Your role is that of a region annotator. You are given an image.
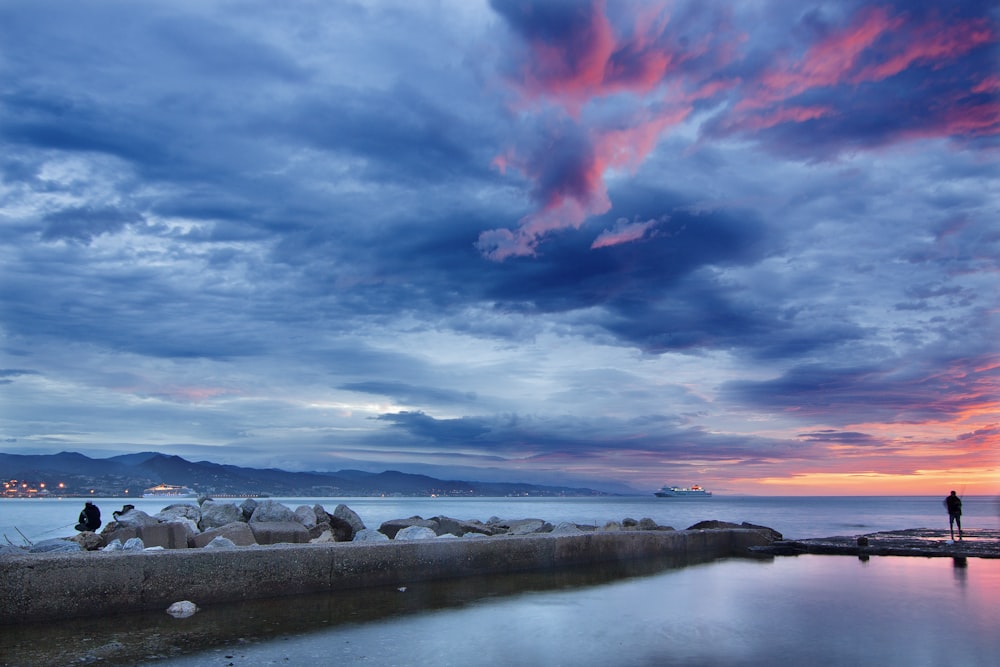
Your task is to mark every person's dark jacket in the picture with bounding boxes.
[945,494,962,516]
[79,503,102,531]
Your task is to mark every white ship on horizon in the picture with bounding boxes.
[142,483,196,498]
[654,484,712,498]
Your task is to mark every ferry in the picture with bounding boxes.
[655,484,712,498]
[142,483,196,498]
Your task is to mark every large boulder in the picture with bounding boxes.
[378,516,439,539]
[104,522,190,549]
[249,500,295,523]
[550,522,585,535]
[68,531,105,551]
[199,502,244,530]
[353,528,390,542]
[29,539,82,553]
[332,504,366,533]
[394,525,438,541]
[500,519,552,535]
[431,516,492,537]
[293,505,317,529]
[156,504,201,523]
[192,522,256,548]
[110,509,159,529]
[248,521,309,545]
[239,498,258,521]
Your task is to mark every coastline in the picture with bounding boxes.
[1,528,772,625]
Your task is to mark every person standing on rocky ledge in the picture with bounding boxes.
[75,500,101,532]
[945,490,963,541]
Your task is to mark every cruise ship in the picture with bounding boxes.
[654,484,712,497]
[142,483,196,498]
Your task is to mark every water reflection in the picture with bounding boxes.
[4,554,998,667]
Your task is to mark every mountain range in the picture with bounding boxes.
[0,451,611,498]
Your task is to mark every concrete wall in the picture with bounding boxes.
[0,529,771,624]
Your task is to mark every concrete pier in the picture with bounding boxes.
[1,528,771,624]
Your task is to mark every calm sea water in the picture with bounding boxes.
[3,496,999,666]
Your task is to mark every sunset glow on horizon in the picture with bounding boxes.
[0,0,997,495]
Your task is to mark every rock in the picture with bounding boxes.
[199,502,244,530]
[857,536,869,546]
[122,537,145,552]
[436,533,458,539]
[379,516,439,539]
[166,601,199,618]
[248,521,309,545]
[431,515,492,537]
[598,521,622,532]
[250,500,295,523]
[740,522,783,541]
[494,519,551,535]
[103,522,190,550]
[638,518,660,531]
[110,509,159,529]
[687,520,742,531]
[0,544,26,555]
[394,525,438,541]
[551,522,585,535]
[192,522,256,548]
[293,505,317,529]
[353,528,390,542]
[68,532,105,551]
[333,504,366,534]
[462,532,489,538]
[155,504,201,524]
[623,517,639,528]
[204,536,238,549]
[102,540,123,552]
[309,530,335,543]
[28,539,82,553]
[239,498,258,521]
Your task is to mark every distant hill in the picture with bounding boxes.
[0,451,610,498]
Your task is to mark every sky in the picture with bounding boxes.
[1,0,997,496]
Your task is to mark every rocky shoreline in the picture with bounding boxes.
[0,497,781,554]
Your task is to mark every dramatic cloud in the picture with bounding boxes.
[0,0,996,494]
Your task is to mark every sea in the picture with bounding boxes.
[2,495,999,666]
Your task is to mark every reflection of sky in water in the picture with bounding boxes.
[147,555,999,667]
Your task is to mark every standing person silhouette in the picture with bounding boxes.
[945,490,962,541]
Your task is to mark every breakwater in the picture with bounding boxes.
[1,528,771,624]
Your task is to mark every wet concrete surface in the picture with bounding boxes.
[753,528,1000,558]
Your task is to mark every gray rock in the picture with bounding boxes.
[431,515,492,537]
[623,517,639,528]
[740,522,783,541]
[199,502,244,530]
[333,504,366,533]
[293,505,317,529]
[250,500,295,523]
[122,537,145,552]
[551,522,585,535]
[166,601,199,618]
[111,509,159,528]
[192,522,256,548]
[102,540,123,552]
[353,528,390,542]
[204,536,238,549]
[394,525,438,541]
[248,520,309,545]
[0,544,26,555]
[505,519,551,535]
[598,521,622,532]
[379,516,439,539]
[68,531,105,551]
[155,504,201,523]
[309,529,335,543]
[29,539,82,553]
[638,518,660,531]
[239,498,258,521]
[462,532,489,539]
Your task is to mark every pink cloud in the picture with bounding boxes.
[591,217,659,249]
